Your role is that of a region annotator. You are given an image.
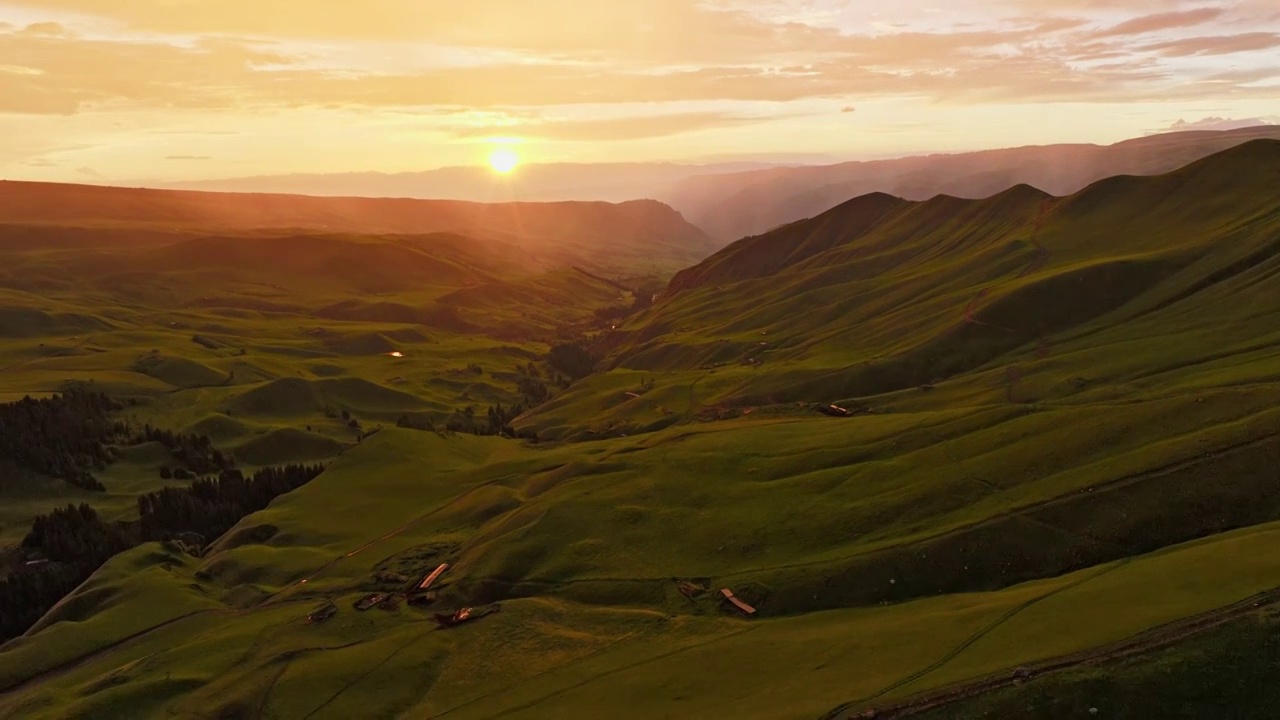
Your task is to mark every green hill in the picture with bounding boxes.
[1,141,1279,718]
[233,428,347,466]
[595,139,1280,406]
[0,306,111,338]
[227,377,429,419]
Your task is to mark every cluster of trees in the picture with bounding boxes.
[399,400,541,440]
[1,504,134,642]
[0,461,328,643]
[396,413,436,432]
[591,279,662,326]
[0,560,85,642]
[0,391,129,491]
[548,343,598,381]
[0,388,333,643]
[445,402,543,439]
[592,304,633,325]
[134,425,234,477]
[138,463,327,542]
[518,376,552,405]
[398,348,600,441]
[24,504,134,563]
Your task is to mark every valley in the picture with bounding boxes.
[0,140,1278,720]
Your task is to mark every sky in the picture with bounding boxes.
[2,0,1279,184]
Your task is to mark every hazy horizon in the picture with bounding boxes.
[3,1,1279,187]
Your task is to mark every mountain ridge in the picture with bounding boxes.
[599,139,1280,407]
[656,125,1280,240]
[0,181,716,274]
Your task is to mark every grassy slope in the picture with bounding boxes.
[0,216,626,554]
[4,430,1280,719]
[2,142,1279,718]
[533,139,1280,429]
[912,605,1280,720]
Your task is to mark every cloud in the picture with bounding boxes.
[1094,8,1224,37]
[20,22,68,37]
[448,111,774,141]
[165,155,212,160]
[842,106,856,113]
[0,31,290,114]
[148,130,242,136]
[12,0,850,65]
[0,65,45,76]
[75,166,102,177]
[0,1,1277,117]
[22,158,58,167]
[1159,116,1274,133]
[1140,32,1280,56]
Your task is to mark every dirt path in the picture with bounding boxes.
[821,585,1280,719]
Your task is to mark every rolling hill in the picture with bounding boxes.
[0,181,717,275]
[659,125,1280,241]
[596,138,1280,406]
[0,141,1278,719]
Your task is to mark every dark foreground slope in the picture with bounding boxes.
[0,143,1278,719]
[662,125,1280,240]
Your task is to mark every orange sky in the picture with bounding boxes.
[2,0,1279,183]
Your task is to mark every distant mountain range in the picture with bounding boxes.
[606,138,1280,405]
[157,162,780,205]
[653,125,1280,240]
[0,181,716,276]
[146,127,1280,246]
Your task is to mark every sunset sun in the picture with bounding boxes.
[488,147,519,174]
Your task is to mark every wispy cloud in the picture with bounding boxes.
[3,0,1280,180]
[19,22,67,36]
[1148,116,1276,134]
[448,111,779,141]
[1140,32,1280,57]
[1094,8,1224,38]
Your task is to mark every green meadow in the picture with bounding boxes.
[1,142,1279,718]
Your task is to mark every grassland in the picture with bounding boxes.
[1,143,1279,718]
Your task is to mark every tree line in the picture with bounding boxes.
[1,504,133,642]
[0,388,330,643]
[396,363,567,438]
[0,391,129,491]
[134,425,235,477]
[1,462,326,644]
[138,463,326,543]
[0,391,237,493]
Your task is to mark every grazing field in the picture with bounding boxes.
[1,143,1279,718]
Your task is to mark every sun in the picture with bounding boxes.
[488,147,519,174]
